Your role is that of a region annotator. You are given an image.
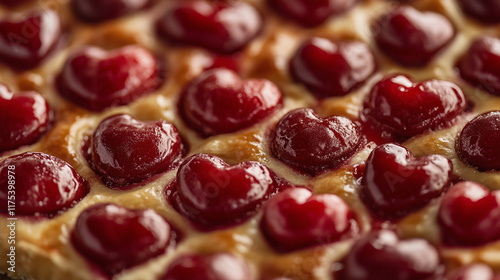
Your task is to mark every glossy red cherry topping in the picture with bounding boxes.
[72,204,171,275]
[0,10,61,70]
[267,0,357,27]
[445,264,495,280]
[361,144,452,219]
[161,253,251,280]
[261,188,355,252]
[457,0,500,24]
[179,69,282,137]
[458,36,500,96]
[57,45,162,112]
[73,0,151,22]
[363,74,466,138]
[156,0,262,54]
[172,153,275,229]
[90,114,184,187]
[290,37,376,98]
[0,85,52,153]
[271,108,362,176]
[439,181,500,246]
[457,111,500,171]
[337,230,441,280]
[374,6,454,67]
[203,54,240,73]
[0,152,88,216]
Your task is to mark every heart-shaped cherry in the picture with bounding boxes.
[0,152,88,216]
[458,36,500,96]
[73,0,151,22]
[160,253,251,280]
[271,108,362,176]
[457,111,500,171]
[0,10,61,70]
[445,264,495,280]
[457,0,500,24]
[267,0,357,27]
[261,188,355,252]
[57,45,162,112]
[72,204,171,275]
[0,85,52,152]
[90,114,184,187]
[171,153,275,230]
[363,74,466,138]
[361,143,452,220]
[290,37,376,98]
[438,181,500,246]
[179,68,282,137]
[374,6,454,67]
[337,230,441,280]
[156,0,262,54]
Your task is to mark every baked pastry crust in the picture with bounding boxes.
[1,0,500,279]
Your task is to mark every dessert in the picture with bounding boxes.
[57,45,163,112]
[88,114,185,187]
[161,253,251,280]
[261,188,357,252]
[335,230,443,280]
[289,38,376,97]
[171,153,277,229]
[0,152,88,216]
[179,68,282,136]
[0,86,52,152]
[0,10,61,70]
[271,108,362,175]
[362,75,467,138]
[374,6,455,67]
[360,143,452,219]
[71,204,173,276]
[1,0,500,279]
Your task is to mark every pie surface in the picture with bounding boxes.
[1,0,500,280]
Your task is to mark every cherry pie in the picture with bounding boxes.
[1,0,500,279]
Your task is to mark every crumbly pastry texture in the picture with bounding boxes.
[1,0,500,280]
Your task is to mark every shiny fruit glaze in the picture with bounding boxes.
[267,0,357,27]
[457,0,500,24]
[161,253,251,280]
[90,114,184,187]
[374,6,454,67]
[361,143,452,220]
[172,153,276,230]
[0,10,61,70]
[456,111,500,171]
[156,0,262,54]
[57,45,162,112]
[261,188,356,252]
[0,152,88,216]
[72,204,171,276]
[439,181,500,246]
[458,36,500,96]
[271,108,362,176]
[290,37,376,98]
[363,74,466,139]
[445,264,496,280]
[337,230,442,280]
[179,69,282,137]
[0,85,52,153]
